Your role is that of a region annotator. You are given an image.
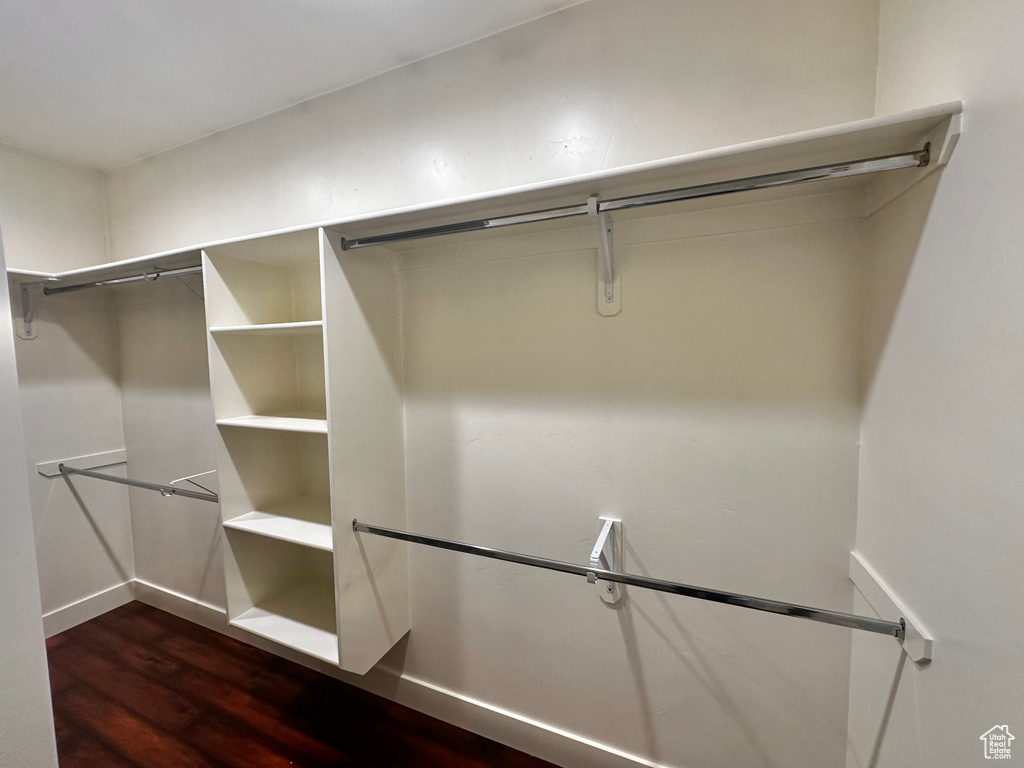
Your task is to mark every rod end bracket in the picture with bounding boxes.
[590,517,623,604]
[17,282,42,340]
[589,197,620,317]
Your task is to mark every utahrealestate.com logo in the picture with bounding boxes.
[980,726,1014,759]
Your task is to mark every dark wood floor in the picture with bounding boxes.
[47,601,557,767]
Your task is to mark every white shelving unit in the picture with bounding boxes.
[204,229,341,664]
[203,227,410,674]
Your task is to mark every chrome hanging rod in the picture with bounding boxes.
[352,519,904,639]
[340,146,929,250]
[42,265,203,296]
[59,463,219,503]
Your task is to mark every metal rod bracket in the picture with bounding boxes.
[42,264,204,296]
[588,517,622,604]
[17,282,42,340]
[59,463,219,503]
[849,551,933,662]
[589,196,620,317]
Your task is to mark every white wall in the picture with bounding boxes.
[396,200,866,767]
[104,0,878,262]
[115,277,222,608]
[0,142,108,272]
[0,209,58,766]
[1,144,134,631]
[12,289,136,627]
[847,2,1024,766]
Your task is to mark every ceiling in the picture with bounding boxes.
[0,0,584,170]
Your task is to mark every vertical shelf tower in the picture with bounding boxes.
[203,228,409,674]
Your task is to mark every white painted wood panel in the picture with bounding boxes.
[0,208,58,766]
[322,229,410,675]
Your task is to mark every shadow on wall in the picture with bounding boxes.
[862,173,941,401]
[847,173,942,767]
[60,472,132,584]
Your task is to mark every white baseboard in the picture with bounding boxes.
[42,581,135,637]
[131,579,669,768]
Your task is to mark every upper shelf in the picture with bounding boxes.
[7,101,961,284]
[333,101,961,247]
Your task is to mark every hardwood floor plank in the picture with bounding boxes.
[140,604,297,670]
[63,618,182,680]
[51,643,201,732]
[46,663,77,694]
[56,684,223,768]
[372,718,503,768]
[58,733,140,768]
[52,710,82,754]
[181,715,314,768]
[95,603,172,642]
[164,666,352,764]
[157,631,309,706]
[48,602,559,768]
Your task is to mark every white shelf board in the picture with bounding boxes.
[333,101,962,244]
[7,250,203,286]
[230,581,338,664]
[210,320,323,336]
[224,496,333,551]
[216,412,328,434]
[6,102,961,282]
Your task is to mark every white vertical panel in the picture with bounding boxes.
[0,212,58,766]
[849,1,1024,759]
[322,228,410,674]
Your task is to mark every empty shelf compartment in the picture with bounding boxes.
[225,532,337,664]
[231,581,338,664]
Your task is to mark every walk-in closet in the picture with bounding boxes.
[2,2,1022,767]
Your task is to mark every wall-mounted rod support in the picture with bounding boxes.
[42,265,204,296]
[353,519,905,639]
[589,517,622,603]
[60,463,219,503]
[340,147,929,250]
[169,469,218,496]
[19,282,39,340]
